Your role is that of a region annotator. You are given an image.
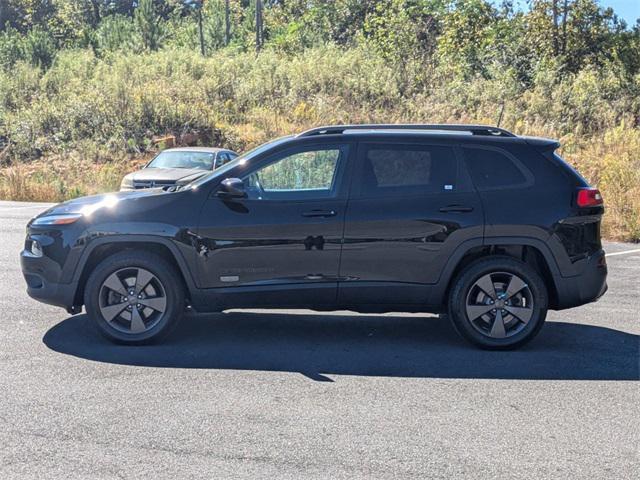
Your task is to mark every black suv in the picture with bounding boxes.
[21,125,607,349]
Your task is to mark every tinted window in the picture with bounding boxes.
[360,144,457,197]
[243,147,346,200]
[463,147,527,189]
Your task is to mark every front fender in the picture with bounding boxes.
[66,233,199,304]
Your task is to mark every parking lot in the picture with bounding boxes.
[0,200,638,479]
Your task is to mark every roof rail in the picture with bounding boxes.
[296,124,516,138]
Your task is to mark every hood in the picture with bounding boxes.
[127,168,209,183]
[36,188,169,219]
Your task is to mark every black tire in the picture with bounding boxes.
[84,250,185,345]
[447,256,548,350]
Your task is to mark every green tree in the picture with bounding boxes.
[48,0,98,47]
[96,14,138,53]
[612,22,640,78]
[0,27,27,68]
[437,0,497,77]
[563,0,623,71]
[204,0,227,51]
[265,0,379,49]
[364,0,446,92]
[135,0,164,51]
[0,0,56,32]
[25,25,56,68]
[523,0,629,73]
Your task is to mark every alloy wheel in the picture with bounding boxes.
[465,271,534,339]
[98,267,167,334]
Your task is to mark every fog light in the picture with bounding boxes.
[30,240,43,257]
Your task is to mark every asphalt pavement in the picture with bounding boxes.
[0,200,638,479]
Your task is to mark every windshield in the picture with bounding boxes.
[147,151,215,170]
[186,136,294,190]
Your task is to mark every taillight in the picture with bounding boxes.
[576,188,603,208]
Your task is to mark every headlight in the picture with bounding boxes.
[29,239,43,257]
[120,176,134,189]
[32,214,83,226]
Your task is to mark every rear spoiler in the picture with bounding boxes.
[522,136,561,151]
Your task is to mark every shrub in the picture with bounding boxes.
[0,27,26,69]
[24,27,57,69]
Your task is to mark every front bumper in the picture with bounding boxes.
[21,250,78,311]
[553,249,608,310]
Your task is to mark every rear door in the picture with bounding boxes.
[338,139,484,306]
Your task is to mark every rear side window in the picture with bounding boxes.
[463,147,530,189]
[360,144,457,197]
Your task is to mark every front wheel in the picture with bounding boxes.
[448,256,548,350]
[84,251,185,344]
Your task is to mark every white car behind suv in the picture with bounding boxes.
[120,147,238,191]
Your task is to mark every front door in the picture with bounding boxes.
[196,142,353,307]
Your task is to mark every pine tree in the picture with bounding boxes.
[135,0,163,51]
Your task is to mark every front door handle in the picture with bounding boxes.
[302,210,337,218]
[439,205,474,213]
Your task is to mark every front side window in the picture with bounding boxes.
[147,151,215,170]
[360,144,457,197]
[244,147,346,200]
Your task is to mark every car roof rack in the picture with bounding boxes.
[296,124,516,138]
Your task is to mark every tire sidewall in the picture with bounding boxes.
[448,257,548,350]
[84,252,184,344]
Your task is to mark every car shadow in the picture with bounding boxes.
[43,311,639,381]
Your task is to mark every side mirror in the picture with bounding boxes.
[217,178,246,199]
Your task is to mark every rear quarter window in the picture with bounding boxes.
[549,152,590,187]
[463,146,533,190]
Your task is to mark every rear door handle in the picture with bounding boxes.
[439,205,474,213]
[302,210,337,218]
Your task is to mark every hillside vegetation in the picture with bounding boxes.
[0,0,638,240]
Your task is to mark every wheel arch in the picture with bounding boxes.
[431,237,562,309]
[72,236,196,308]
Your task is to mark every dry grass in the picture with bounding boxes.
[0,153,147,203]
[562,126,640,242]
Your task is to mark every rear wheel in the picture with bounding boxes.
[448,256,548,350]
[84,251,184,344]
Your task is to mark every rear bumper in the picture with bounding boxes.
[552,249,608,310]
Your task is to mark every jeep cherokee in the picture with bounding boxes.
[21,124,608,349]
